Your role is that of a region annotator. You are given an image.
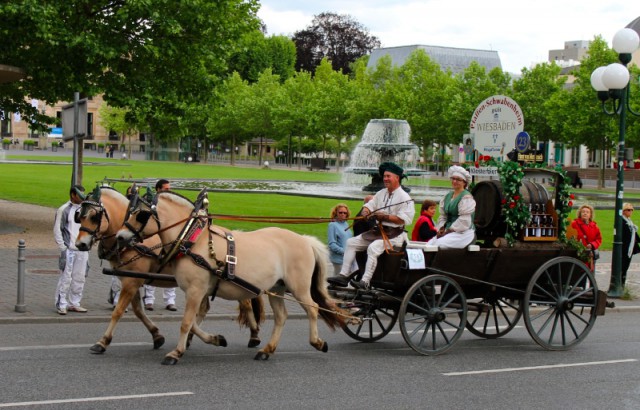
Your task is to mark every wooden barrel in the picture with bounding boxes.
[471,180,549,238]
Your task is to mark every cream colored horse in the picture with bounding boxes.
[75,186,263,354]
[116,190,345,365]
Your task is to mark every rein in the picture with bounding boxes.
[263,290,362,324]
[210,214,335,224]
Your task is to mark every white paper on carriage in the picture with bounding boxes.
[406,248,426,270]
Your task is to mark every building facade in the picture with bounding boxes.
[1,94,147,153]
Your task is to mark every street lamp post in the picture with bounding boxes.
[590,28,640,297]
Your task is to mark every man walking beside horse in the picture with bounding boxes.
[328,162,414,290]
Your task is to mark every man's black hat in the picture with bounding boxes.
[379,162,404,178]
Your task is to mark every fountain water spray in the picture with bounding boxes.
[343,119,428,192]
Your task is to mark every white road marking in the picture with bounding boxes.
[0,342,150,351]
[443,359,638,376]
[0,392,193,408]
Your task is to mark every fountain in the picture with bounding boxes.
[343,119,428,192]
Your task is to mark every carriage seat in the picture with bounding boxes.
[406,231,478,252]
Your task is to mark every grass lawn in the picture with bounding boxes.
[0,153,624,249]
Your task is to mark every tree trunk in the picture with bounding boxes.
[231,136,236,166]
[598,145,605,189]
[297,136,302,170]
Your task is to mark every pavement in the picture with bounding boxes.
[1,241,639,325]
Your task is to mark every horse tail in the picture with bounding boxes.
[305,235,347,330]
[237,297,265,328]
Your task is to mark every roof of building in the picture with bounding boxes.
[366,45,502,74]
[627,16,640,35]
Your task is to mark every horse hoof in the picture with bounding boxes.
[89,344,106,354]
[153,336,165,350]
[254,351,270,361]
[217,335,227,347]
[321,341,328,353]
[248,338,261,348]
[161,357,179,365]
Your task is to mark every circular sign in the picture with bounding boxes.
[515,131,530,153]
[468,95,524,160]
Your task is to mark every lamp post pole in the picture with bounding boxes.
[610,83,627,297]
[591,28,640,297]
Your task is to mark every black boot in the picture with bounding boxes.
[327,275,350,287]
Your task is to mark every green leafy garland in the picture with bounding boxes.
[497,161,528,245]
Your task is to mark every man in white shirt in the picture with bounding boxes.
[53,185,90,315]
[328,162,414,290]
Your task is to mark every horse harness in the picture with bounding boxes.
[148,196,261,297]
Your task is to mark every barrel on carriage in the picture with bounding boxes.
[329,167,605,355]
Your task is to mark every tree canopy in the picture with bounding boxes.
[0,0,260,131]
[292,12,380,75]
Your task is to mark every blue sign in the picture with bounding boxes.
[50,127,63,135]
[515,131,530,153]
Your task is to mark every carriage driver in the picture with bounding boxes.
[328,162,414,290]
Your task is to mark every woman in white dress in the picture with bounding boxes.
[427,165,476,249]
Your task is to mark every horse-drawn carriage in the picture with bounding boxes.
[329,167,606,355]
[78,166,603,364]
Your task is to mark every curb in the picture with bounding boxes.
[0,312,310,325]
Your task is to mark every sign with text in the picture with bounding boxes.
[61,99,87,142]
[469,95,524,161]
[517,150,545,163]
[468,166,499,177]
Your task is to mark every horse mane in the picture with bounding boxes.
[157,191,195,210]
[99,185,128,206]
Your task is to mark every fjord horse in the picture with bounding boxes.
[116,190,345,365]
[75,186,263,354]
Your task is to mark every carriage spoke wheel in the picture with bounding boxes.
[466,294,522,339]
[399,275,467,355]
[523,256,598,350]
[341,297,398,342]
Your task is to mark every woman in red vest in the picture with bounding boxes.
[570,204,602,270]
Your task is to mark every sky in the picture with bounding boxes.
[257,1,640,74]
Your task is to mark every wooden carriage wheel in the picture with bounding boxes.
[399,275,467,355]
[465,294,523,339]
[523,256,598,350]
[341,298,398,343]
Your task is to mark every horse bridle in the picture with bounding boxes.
[123,191,162,244]
[76,199,111,246]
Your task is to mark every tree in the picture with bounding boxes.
[512,63,566,148]
[228,32,296,83]
[271,71,314,168]
[307,59,355,170]
[545,36,619,187]
[207,72,252,166]
[98,105,138,159]
[0,0,260,132]
[444,62,507,154]
[243,69,281,165]
[383,50,453,168]
[292,12,380,75]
